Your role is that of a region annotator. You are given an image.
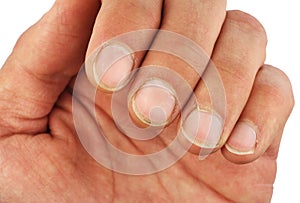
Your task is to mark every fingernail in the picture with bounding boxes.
[182,109,223,149]
[93,43,134,91]
[225,122,257,155]
[132,79,176,126]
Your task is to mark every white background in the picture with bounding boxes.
[0,0,299,202]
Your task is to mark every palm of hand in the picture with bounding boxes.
[0,81,275,202]
[0,1,291,202]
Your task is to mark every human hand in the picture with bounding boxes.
[0,0,294,202]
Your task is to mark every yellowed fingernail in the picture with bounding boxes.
[93,43,134,91]
[225,122,257,155]
[182,109,223,149]
[131,79,176,126]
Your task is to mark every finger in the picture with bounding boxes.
[128,0,227,126]
[85,0,163,91]
[0,0,100,136]
[222,65,294,163]
[181,11,268,154]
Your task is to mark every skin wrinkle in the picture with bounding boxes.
[90,97,150,156]
[0,136,42,200]
[27,153,64,201]
[8,59,65,111]
[18,30,82,78]
[226,11,267,38]
[263,137,282,161]
[0,86,48,132]
[155,175,172,202]
[0,73,50,112]
[162,1,226,56]
[50,92,88,143]
[111,172,116,203]
[178,160,236,202]
[33,138,91,202]
[75,151,114,202]
[157,172,183,202]
[0,79,48,136]
[36,22,83,57]
[256,83,289,106]
[55,92,113,202]
[128,0,162,29]
[0,112,48,137]
[0,0,294,201]
[100,1,161,31]
[103,118,171,175]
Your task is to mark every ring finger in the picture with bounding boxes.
[181,11,268,156]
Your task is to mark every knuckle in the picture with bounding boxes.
[226,10,267,43]
[102,0,161,29]
[143,9,161,28]
[127,0,161,28]
[217,60,254,85]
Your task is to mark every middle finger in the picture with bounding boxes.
[129,0,227,126]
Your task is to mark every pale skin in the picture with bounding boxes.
[0,0,294,202]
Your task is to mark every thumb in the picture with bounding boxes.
[0,0,100,136]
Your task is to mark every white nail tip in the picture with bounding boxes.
[141,79,175,94]
[225,144,255,155]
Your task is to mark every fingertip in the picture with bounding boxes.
[259,65,295,111]
[221,64,294,164]
[221,121,260,164]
